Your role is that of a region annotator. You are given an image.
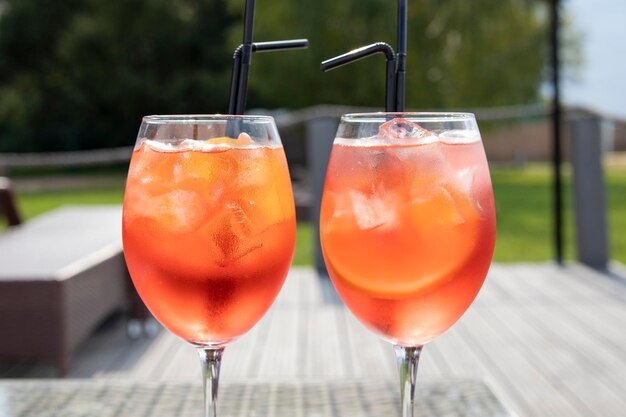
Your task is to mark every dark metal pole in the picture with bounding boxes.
[550,0,564,264]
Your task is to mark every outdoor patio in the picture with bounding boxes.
[2,263,625,417]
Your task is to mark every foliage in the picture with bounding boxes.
[0,0,236,151]
[246,0,549,109]
[0,0,553,151]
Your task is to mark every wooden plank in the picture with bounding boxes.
[341,309,395,378]
[302,307,350,378]
[516,263,621,303]
[256,303,300,378]
[429,323,481,378]
[100,325,165,378]
[458,306,590,417]
[223,305,276,379]
[160,341,197,380]
[116,331,179,379]
[524,305,626,407]
[4,264,626,417]
[296,268,327,307]
[472,265,513,306]
[491,305,624,416]
[424,317,525,417]
[63,316,131,378]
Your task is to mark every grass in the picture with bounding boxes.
[491,165,626,263]
[490,165,573,262]
[606,170,626,262]
[15,188,126,220]
[3,164,625,264]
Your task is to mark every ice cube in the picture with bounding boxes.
[236,147,270,188]
[436,187,465,225]
[447,167,482,216]
[378,118,437,144]
[455,167,476,194]
[144,139,180,152]
[350,190,397,230]
[208,202,266,266]
[330,146,406,194]
[438,130,480,144]
[414,167,480,229]
[128,143,177,192]
[145,190,207,232]
[174,147,239,184]
[179,139,202,151]
[227,202,253,237]
[391,142,449,202]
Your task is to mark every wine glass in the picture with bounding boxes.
[122,115,296,417]
[319,113,496,416]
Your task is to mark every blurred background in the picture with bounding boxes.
[0,0,623,264]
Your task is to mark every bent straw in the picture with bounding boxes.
[234,0,256,116]
[253,39,308,52]
[320,0,408,112]
[227,0,308,115]
[321,43,396,112]
[228,39,309,115]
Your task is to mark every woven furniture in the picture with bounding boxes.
[0,205,135,376]
[0,177,21,226]
[0,379,511,417]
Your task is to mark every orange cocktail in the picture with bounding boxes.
[320,116,495,346]
[123,129,295,345]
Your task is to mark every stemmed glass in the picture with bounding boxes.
[122,115,295,417]
[320,113,496,416]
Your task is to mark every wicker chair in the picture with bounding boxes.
[0,177,21,227]
[0,200,144,376]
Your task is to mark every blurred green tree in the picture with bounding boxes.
[0,0,235,151]
[0,0,556,151]
[244,0,549,109]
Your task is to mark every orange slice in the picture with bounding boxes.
[322,182,480,298]
[204,133,255,147]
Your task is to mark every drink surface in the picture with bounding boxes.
[320,125,495,346]
[123,138,296,345]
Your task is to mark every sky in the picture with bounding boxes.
[563,0,626,119]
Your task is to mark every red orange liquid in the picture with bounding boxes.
[320,139,495,346]
[123,140,295,345]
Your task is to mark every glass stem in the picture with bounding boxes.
[197,347,224,417]
[394,345,423,417]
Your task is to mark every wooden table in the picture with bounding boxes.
[0,379,512,417]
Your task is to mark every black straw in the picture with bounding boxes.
[395,0,408,112]
[320,0,409,112]
[228,39,308,115]
[321,43,396,112]
[253,39,308,52]
[228,46,243,115]
[227,0,308,115]
[233,0,256,115]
